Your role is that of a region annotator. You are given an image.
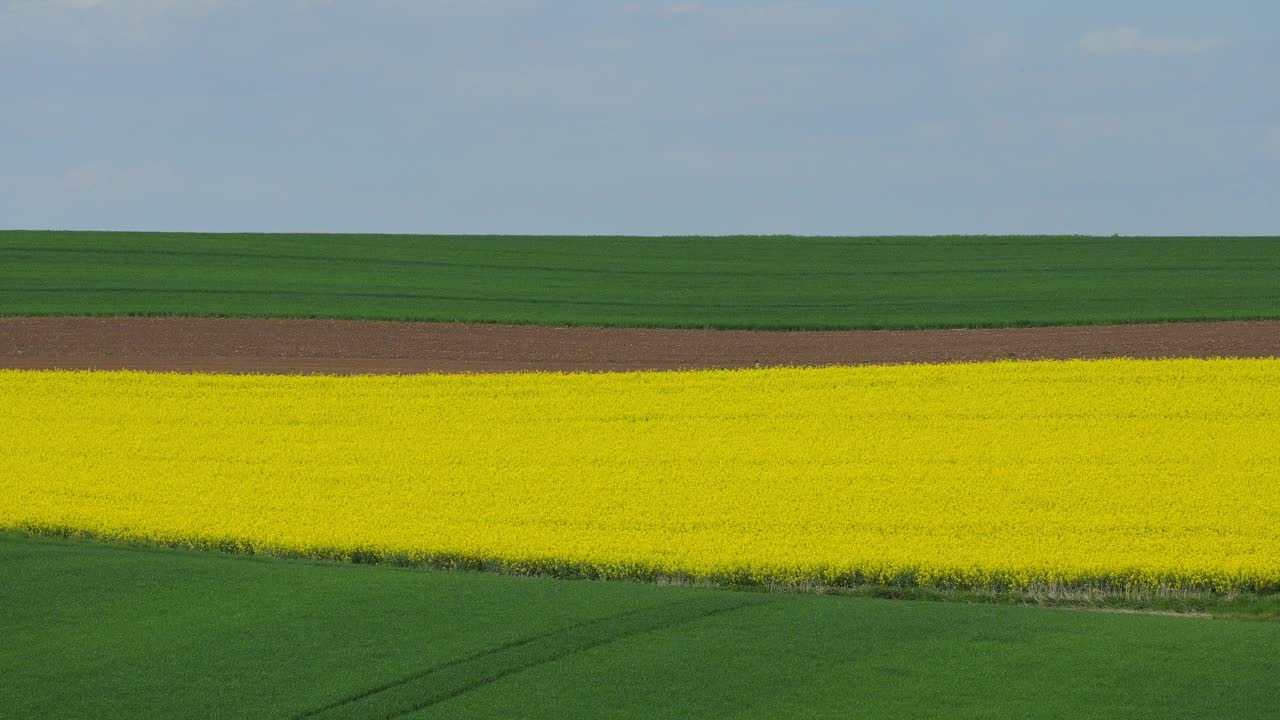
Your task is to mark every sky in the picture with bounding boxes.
[2,0,1277,235]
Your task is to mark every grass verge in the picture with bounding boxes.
[12,527,1280,621]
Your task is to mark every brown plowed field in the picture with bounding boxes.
[2,316,1277,375]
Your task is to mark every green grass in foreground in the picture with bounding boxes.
[3,231,1278,329]
[4,534,1278,719]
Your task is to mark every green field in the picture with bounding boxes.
[7,230,1279,717]
[3,231,1278,328]
[4,534,1278,720]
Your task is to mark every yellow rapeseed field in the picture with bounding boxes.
[2,359,1278,592]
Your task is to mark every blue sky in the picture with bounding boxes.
[2,1,1276,235]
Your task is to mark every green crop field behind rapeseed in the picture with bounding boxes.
[3,231,1278,328]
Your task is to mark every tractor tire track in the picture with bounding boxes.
[295,597,756,720]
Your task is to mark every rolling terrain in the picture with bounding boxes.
[3,232,1277,718]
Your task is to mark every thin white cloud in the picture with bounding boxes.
[629,1,900,49]
[1264,127,1280,156]
[1,0,235,45]
[2,0,538,47]
[630,1,703,18]
[60,162,175,196]
[952,32,1022,65]
[1079,27,1227,56]
[6,0,234,20]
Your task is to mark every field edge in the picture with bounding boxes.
[10,527,1276,621]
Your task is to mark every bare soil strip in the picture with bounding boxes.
[2,317,1277,375]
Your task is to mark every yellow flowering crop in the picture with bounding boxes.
[2,359,1278,592]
